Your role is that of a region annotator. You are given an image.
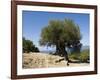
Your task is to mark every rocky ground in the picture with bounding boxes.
[23,53,89,69]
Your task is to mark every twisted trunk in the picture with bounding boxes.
[55,41,69,65]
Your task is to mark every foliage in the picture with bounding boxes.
[40,19,82,46]
[68,53,80,60]
[68,49,89,63]
[23,37,39,53]
[39,18,82,57]
[79,49,89,62]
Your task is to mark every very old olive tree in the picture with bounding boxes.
[39,19,82,63]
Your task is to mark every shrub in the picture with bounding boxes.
[79,49,89,62]
[23,37,39,53]
[68,53,80,60]
[68,49,89,63]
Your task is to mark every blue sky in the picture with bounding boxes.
[22,11,90,51]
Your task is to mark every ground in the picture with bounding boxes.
[23,52,89,69]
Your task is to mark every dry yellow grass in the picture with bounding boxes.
[23,52,89,69]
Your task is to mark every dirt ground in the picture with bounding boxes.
[23,53,89,69]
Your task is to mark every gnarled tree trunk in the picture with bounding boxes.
[55,41,69,66]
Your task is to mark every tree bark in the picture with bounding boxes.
[55,42,69,65]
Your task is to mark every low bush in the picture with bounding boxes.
[79,49,89,62]
[68,49,89,63]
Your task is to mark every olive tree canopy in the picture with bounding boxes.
[39,19,82,60]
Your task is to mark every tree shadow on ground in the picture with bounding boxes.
[55,58,89,63]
